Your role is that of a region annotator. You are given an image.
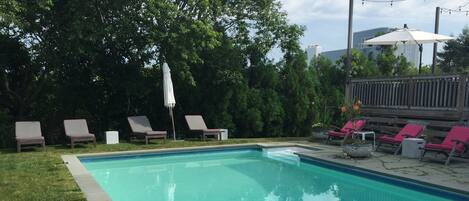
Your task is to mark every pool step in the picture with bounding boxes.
[263,149,300,165]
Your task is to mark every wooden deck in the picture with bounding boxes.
[346,73,469,121]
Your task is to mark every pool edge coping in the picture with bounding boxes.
[62,142,299,201]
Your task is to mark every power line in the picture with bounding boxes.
[440,7,469,16]
[457,1,469,9]
[361,0,407,6]
[440,0,469,16]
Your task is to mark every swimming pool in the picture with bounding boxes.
[80,147,466,201]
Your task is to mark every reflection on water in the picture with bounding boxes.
[301,185,339,201]
[82,150,449,201]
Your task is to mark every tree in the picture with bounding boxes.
[311,56,345,126]
[438,27,469,73]
[0,0,317,147]
[247,62,285,137]
[279,25,317,136]
[376,46,412,76]
[337,49,378,78]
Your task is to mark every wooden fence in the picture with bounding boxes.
[346,73,469,120]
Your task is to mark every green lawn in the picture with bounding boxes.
[0,138,306,201]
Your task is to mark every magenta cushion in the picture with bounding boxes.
[424,126,469,153]
[328,130,347,137]
[340,120,366,133]
[440,126,469,152]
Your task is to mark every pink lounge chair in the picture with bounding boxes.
[327,119,366,143]
[420,126,469,166]
[376,123,424,155]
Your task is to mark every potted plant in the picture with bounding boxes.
[342,138,373,158]
[340,99,363,129]
[340,99,372,158]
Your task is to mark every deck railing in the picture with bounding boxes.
[346,73,469,120]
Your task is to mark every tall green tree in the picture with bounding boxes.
[337,49,378,78]
[311,56,345,125]
[278,25,317,136]
[438,27,469,73]
[375,46,412,76]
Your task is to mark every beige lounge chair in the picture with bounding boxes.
[127,116,167,144]
[185,115,221,141]
[64,119,96,149]
[15,121,45,152]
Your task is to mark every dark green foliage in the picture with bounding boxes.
[337,49,379,77]
[3,1,464,147]
[438,27,469,73]
[311,56,345,126]
[280,44,317,137]
[0,0,321,147]
[376,46,413,76]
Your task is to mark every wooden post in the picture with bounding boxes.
[407,77,415,109]
[345,0,353,104]
[345,82,352,103]
[456,74,468,121]
[431,7,440,74]
[346,0,354,84]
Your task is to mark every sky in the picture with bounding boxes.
[271,0,469,65]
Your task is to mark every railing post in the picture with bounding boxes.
[345,81,352,103]
[407,77,415,109]
[456,73,468,121]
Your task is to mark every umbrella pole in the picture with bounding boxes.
[169,107,176,140]
[418,44,423,74]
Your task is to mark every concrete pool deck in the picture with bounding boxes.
[62,142,469,201]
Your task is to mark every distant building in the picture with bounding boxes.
[320,49,347,64]
[395,44,420,67]
[305,44,322,65]
[317,27,420,67]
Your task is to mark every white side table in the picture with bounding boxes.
[105,131,119,144]
[353,131,376,148]
[402,138,425,158]
[219,129,228,140]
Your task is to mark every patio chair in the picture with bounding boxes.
[420,126,469,166]
[15,121,45,153]
[185,115,221,141]
[326,119,366,143]
[64,119,96,149]
[127,116,167,144]
[376,123,425,155]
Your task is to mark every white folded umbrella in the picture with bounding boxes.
[163,62,176,140]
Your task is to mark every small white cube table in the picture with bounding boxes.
[402,138,425,158]
[353,131,376,148]
[105,131,119,144]
[219,129,229,141]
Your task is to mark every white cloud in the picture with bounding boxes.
[279,0,469,24]
[272,0,469,63]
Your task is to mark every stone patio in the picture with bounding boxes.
[292,142,469,193]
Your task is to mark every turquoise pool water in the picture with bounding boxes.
[81,148,455,201]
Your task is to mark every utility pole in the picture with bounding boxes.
[346,0,354,82]
[432,7,440,74]
[345,0,354,102]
